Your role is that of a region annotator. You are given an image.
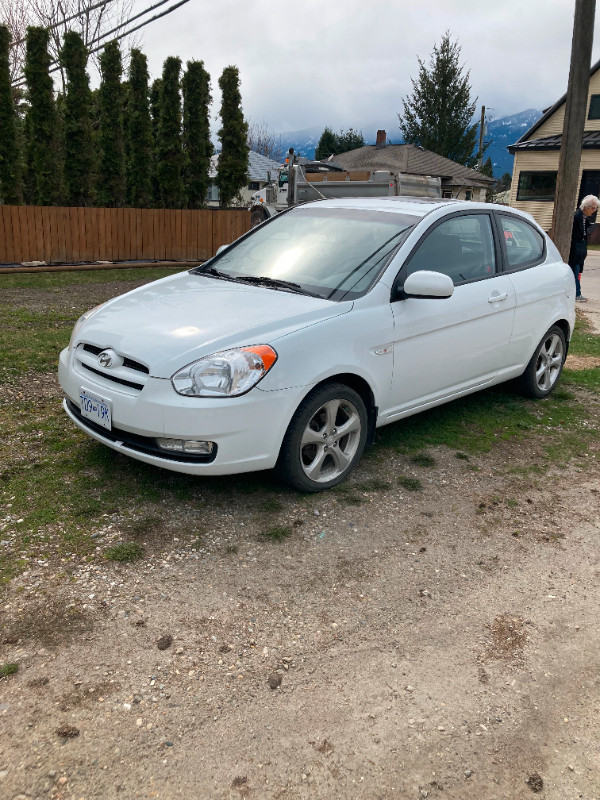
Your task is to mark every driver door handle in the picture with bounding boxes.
[488,292,508,303]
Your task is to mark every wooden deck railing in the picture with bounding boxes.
[0,206,250,265]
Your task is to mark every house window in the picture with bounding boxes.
[442,190,452,199]
[465,189,473,201]
[248,181,260,191]
[206,184,220,202]
[588,94,600,119]
[516,171,557,202]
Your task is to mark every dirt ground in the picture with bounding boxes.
[1,281,600,800]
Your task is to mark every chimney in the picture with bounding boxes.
[376,130,386,149]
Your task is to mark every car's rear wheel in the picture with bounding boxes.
[276,383,368,492]
[520,324,566,398]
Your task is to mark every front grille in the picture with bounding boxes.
[82,344,149,374]
[75,343,150,394]
[66,399,217,464]
[80,363,144,391]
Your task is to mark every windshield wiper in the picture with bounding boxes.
[199,266,235,280]
[235,275,320,296]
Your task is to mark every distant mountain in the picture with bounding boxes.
[483,109,542,177]
[277,109,543,178]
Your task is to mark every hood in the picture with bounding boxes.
[78,272,351,376]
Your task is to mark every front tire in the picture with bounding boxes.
[520,325,566,398]
[276,383,368,492]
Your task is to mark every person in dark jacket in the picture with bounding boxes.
[569,194,599,302]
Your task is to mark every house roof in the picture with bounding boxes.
[330,144,494,187]
[513,57,600,145]
[509,130,600,154]
[209,150,281,181]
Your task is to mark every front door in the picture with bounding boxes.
[386,212,516,418]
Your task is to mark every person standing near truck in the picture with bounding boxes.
[569,194,599,302]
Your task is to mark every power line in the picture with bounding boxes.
[86,0,174,49]
[10,0,114,47]
[12,0,193,87]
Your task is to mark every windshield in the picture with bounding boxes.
[195,206,417,301]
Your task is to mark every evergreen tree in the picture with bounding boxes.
[0,25,23,204]
[182,60,213,208]
[59,31,93,206]
[22,110,37,204]
[97,41,125,207]
[315,126,365,160]
[150,78,162,206]
[126,49,153,207]
[337,128,365,153]
[217,66,248,208]
[399,32,478,166]
[24,26,61,205]
[157,57,184,208]
[480,156,494,178]
[315,126,338,160]
[499,172,512,190]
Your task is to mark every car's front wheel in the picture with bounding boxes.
[520,324,567,398]
[276,383,368,492]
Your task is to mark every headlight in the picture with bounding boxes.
[172,345,277,397]
[68,303,106,351]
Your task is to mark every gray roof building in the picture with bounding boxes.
[330,133,494,199]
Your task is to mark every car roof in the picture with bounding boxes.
[299,196,541,227]
[301,196,462,219]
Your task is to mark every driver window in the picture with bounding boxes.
[405,214,496,284]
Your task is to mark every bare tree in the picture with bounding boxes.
[0,0,29,82]
[247,118,283,162]
[2,0,140,88]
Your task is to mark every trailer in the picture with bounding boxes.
[250,150,442,226]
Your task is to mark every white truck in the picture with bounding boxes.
[250,150,442,226]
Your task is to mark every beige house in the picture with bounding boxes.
[508,58,600,232]
[331,131,494,200]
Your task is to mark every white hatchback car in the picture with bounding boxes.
[59,198,576,492]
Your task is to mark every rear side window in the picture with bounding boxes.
[499,215,545,268]
[404,213,496,284]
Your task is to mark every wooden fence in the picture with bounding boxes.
[0,206,250,265]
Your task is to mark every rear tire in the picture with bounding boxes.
[520,325,566,398]
[276,383,368,492]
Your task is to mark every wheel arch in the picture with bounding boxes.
[553,318,572,354]
[301,373,377,445]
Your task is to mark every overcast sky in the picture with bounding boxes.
[131,0,600,136]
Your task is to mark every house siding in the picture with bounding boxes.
[511,149,600,230]
[534,70,600,137]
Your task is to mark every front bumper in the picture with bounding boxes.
[58,347,305,475]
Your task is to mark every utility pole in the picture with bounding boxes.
[550,0,596,260]
[478,105,485,168]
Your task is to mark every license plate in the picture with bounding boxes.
[80,388,112,430]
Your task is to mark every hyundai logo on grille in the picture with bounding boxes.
[98,349,122,369]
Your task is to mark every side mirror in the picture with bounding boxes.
[401,270,454,299]
[216,244,229,255]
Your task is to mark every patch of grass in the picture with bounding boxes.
[0,662,19,678]
[570,311,600,358]
[506,499,518,508]
[356,478,391,492]
[410,452,437,468]
[260,498,284,512]
[454,451,469,460]
[398,476,423,492]
[260,525,292,542]
[104,542,144,563]
[0,307,73,379]
[0,266,187,290]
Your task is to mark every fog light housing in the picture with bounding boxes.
[156,438,215,455]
